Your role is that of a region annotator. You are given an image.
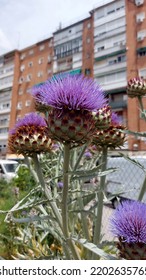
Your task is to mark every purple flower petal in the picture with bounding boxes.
[111,200,146,243]
[31,74,107,111]
[10,112,47,134]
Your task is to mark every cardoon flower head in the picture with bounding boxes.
[8,112,52,156]
[92,105,112,130]
[92,112,126,148]
[32,82,50,112]
[127,77,146,98]
[110,200,146,259]
[32,74,106,111]
[31,74,107,145]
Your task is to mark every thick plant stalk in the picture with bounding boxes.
[24,155,39,184]
[92,146,108,259]
[32,153,62,229]
[32,153,72,259]
[138,176,146,201]
[62,144,81,260]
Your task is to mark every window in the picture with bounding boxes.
[136,12,145,23]
[20,65,25,72]
[18,89,23,95]
[38,57,44,64]
[0,102,10,111]
[25,100,31,107]
[37,71,43,77]
[39,45,45,51]
[26,74,32,82]
[85,69,91,75]
[16,115,21,121]
[107,3,115,14]
[48,55,52,62]
[137,30,146,41]
[28,49,34,55]
[97,46,105,51]
[0,128,8,134]
[19,76,24,84]
[17,102,22,110]
[0,76,13,85]
[0,116,9,126]
[139,68,146,78]
[138,50,146,57]
[28,61,33,67]
[20,53,26,60]
[87,22,91,29]
[135,0,144,6]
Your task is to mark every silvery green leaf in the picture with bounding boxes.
[122,129,146,138]
[119,153,146,172]
[72,238,118,260]
[71,167,117,181]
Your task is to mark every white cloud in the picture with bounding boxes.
[0,29,12,54]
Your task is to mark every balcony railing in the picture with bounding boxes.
[94,45,127,61]
[0,82,13,91]
[94,61,127,76]
[94,26,126,42]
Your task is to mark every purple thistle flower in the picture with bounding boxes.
[8,112,52,156]
[111,200,146,243]
[57,181,63,188]
[10,112,47,135]
[84,151,92,159]
[31,74,107,111]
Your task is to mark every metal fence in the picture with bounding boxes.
[101,155,146,241]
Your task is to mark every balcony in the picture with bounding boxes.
[94,9,125,27]
[94,26,126,42]
[94,61,126,76]
[53,60,72,73]
[0,82,13,91]
[94,45,127,61]
[102,79,127,91]
[0,67,14,78]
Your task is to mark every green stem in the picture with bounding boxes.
[92,146,108,259]
[32,153,72,259]
[138,175,146,201]
[138,96,146,122]
[24,155,39,184]
[71,144,88,180]
[32,153,62,229]
[62,144,81,260]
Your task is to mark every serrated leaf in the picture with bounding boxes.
[122,129,146,138]
[119,153,146,172]
[72,238,118,260]
[71,167,117,181]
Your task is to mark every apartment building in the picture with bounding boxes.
[3,0,146,156]
[126,0,146,151]
[0,50,17,157]
[9,37,53,133]
[53,16,93,77]
[93,0,127,127]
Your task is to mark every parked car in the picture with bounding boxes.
[106,156,146,206]
[0,160,19,181]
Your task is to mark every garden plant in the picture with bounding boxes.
[1,74,146,260]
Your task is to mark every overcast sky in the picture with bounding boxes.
[0,0,102,55]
